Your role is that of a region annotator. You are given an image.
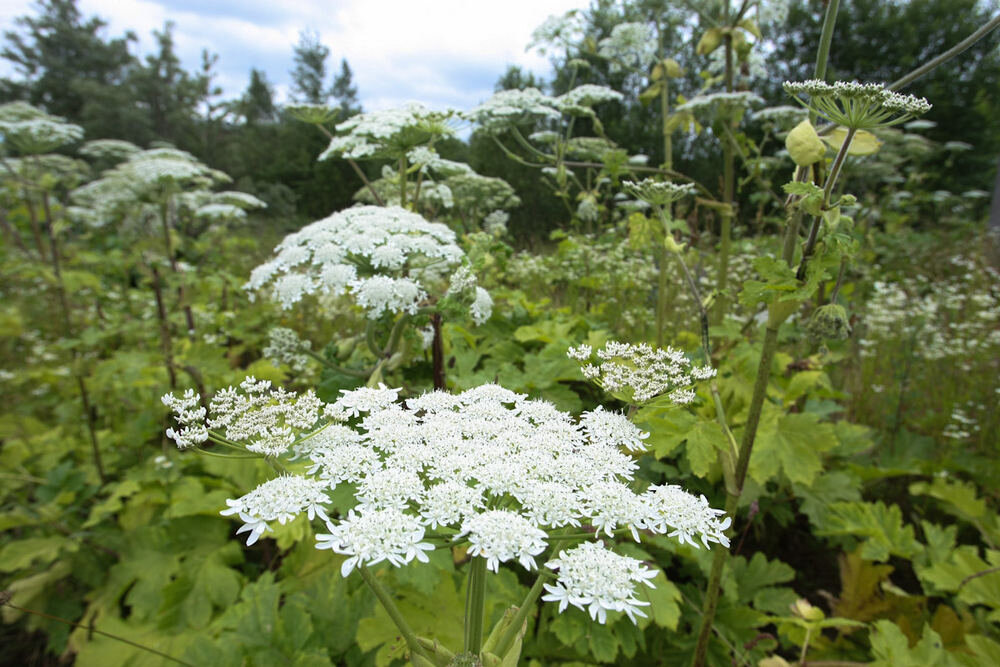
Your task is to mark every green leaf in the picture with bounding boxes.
[818,501,921,562]
[869,621,956,667]
[587,621,619,663]
[634,407,697,459]
[637,570,681,629]
[794,471,863,527]
[750,411,837,486]
[730,553,795,604]
[0,536,74,573]
[917,545,1000,611]
[684,420,727,478]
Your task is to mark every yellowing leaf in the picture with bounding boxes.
[786,120,827,166]
[821,127,882,156]
[696,28,723,56]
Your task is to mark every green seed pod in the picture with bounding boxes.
[336,336,357,360]
[785,119,827,167]
[385,351,405,371]
[806,304,851,341]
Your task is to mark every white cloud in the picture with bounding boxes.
[2,0,591,112]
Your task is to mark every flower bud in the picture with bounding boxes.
[786,119,826,167]
[806,304,851,341]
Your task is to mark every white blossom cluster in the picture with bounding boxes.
[568,341,717,404]
[246,205,472,319]
[263,327,313,373]
[784,80,931,129]
[464,88,562,134]
[598,22,657,73]
[71,148,233,225]
[623,178,697,207]
[0,102,83,153]
[482,209,509,236]
[675,91,764,116]
[169,381,731,622]
[79,139,141,162]
[543,540,656,623]
[858,262,1000,364]
[752,105,809,127]
[318,104,455,161]
[221,475,331,546]
[466,84,621,135]
[163,376,323,456]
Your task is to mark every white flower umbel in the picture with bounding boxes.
[569,341,717,404]
[263,327,313,373]
[245,206,473,319]
[783,80,931,129]
[164,376,323,456]
[317,507,435,577]
[543,541,656,624]
[221,475,331,546]
[457,509,549,572]
[318,104,455,161]
[171,381,729,597]
[643,484,732,549]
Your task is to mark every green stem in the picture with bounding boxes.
[464,556,487,654]
[384,313,411,357]
[359,565,433,664]
[491,569,547,660]
[399,156,407,208]
[691,164,808,667]
[796,127,855,282]
[888,13,1000,92]
[715,29,736,323]
[813,0,840,83]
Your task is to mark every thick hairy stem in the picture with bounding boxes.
[24,196,48,260]
[359,566,433,664]
[889,13,1000,92]
[715,30,736,323]
[491,570,547,660]
[150,264,178,389]
[464,556,487,654]
[813,0,840,82]
[42,193,106,484]
[797,127,855,281]
[431,312,446,391]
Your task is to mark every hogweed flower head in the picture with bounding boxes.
[569,341,717,404]
[783,80,931,130]
[164,380,730,624]
[245,205,489,323]
[543,541,656,623]
[623,178,696,207]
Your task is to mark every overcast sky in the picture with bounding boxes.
[1,0,593,112]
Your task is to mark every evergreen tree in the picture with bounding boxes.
[331,58,361,117]
[239,68,277,125]
[1,0,137,135]
[129,22,212,147]
[290,30,330,104]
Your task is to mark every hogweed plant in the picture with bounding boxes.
[246,205,492,389]
[162,379,731,665]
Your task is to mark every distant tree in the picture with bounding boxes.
[290,30,330,104]
[331,58,361,117]
[129,22,212,148]
[493,65,544,92]
[239,68,277,125]
[1,0,137,135]
[768,0,1000,193]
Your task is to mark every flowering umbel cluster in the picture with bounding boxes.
[162,381,731,624]
[568,341,717,404]
[783,80,931,130]
[245,205,490,323]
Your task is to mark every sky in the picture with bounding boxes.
[0,0,594,113]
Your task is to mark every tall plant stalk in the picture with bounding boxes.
[691,3,843,664]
